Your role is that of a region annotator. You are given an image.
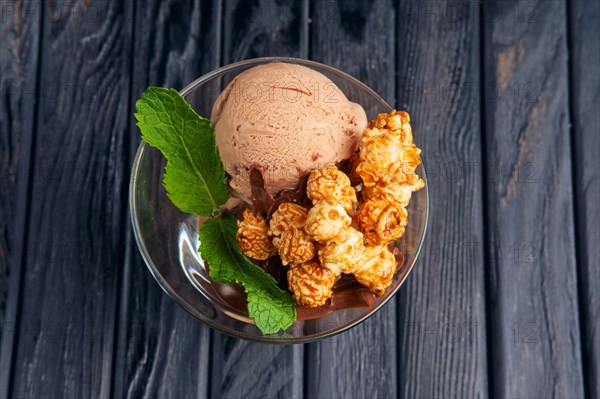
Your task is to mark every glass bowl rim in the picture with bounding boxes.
[129,56,430,343]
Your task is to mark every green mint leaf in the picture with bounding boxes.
[199,214,296,334]
[135,87,229,215]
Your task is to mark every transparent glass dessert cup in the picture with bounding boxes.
[130,57,429,343]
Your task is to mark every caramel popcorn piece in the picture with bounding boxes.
[355,132,400,188]
[357,133,423,190]
[270,202,307,230]
[305,196,352,242]
[269,203,316,265]
[363,173,424,207]
[357,110,424,193]
[363,183,413,207]
[236,209,277,260]
[357,195,408,245]
[368,110,413,145]
[306,165,357,211]
[366,173,425,206]
[287,259,337,307]
[318,226,365,276]
[353,244,396,295]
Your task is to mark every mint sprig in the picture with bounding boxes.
[199,215,296,334]
[135,87,229,215]
[135,87,296,334]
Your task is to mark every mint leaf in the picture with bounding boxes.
[199,214,296,334]
[135,87,229,215]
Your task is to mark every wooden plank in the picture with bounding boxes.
[482,1,584,397]
[112,1,221,398]
[7,1,133,398]
[208,1,307,398]
[0,1,41,398]
[569,1,600,397]
[305,1,399,398]
[222,0,309,62]
[393,1,489,397]
[210,332,303,398]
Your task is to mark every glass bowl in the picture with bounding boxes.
[130,57,429,343]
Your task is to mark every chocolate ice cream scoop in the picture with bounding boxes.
[211,63,367,203]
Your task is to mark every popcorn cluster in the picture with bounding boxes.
[357,110,424,245]
[236,110,424,306]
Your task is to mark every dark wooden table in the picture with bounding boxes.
[1,1,598,398]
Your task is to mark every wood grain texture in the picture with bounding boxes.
[305,1,399,398]
[7,1,133,398]
[208,1,308,398]
[112,1,221,398]
[210,332,303,399]
[569,1,600,397]
[2,0,597,397]
[394,1,489,397]
[0,1,41,398]
[482,0,584,397]
[223,0,308,62]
